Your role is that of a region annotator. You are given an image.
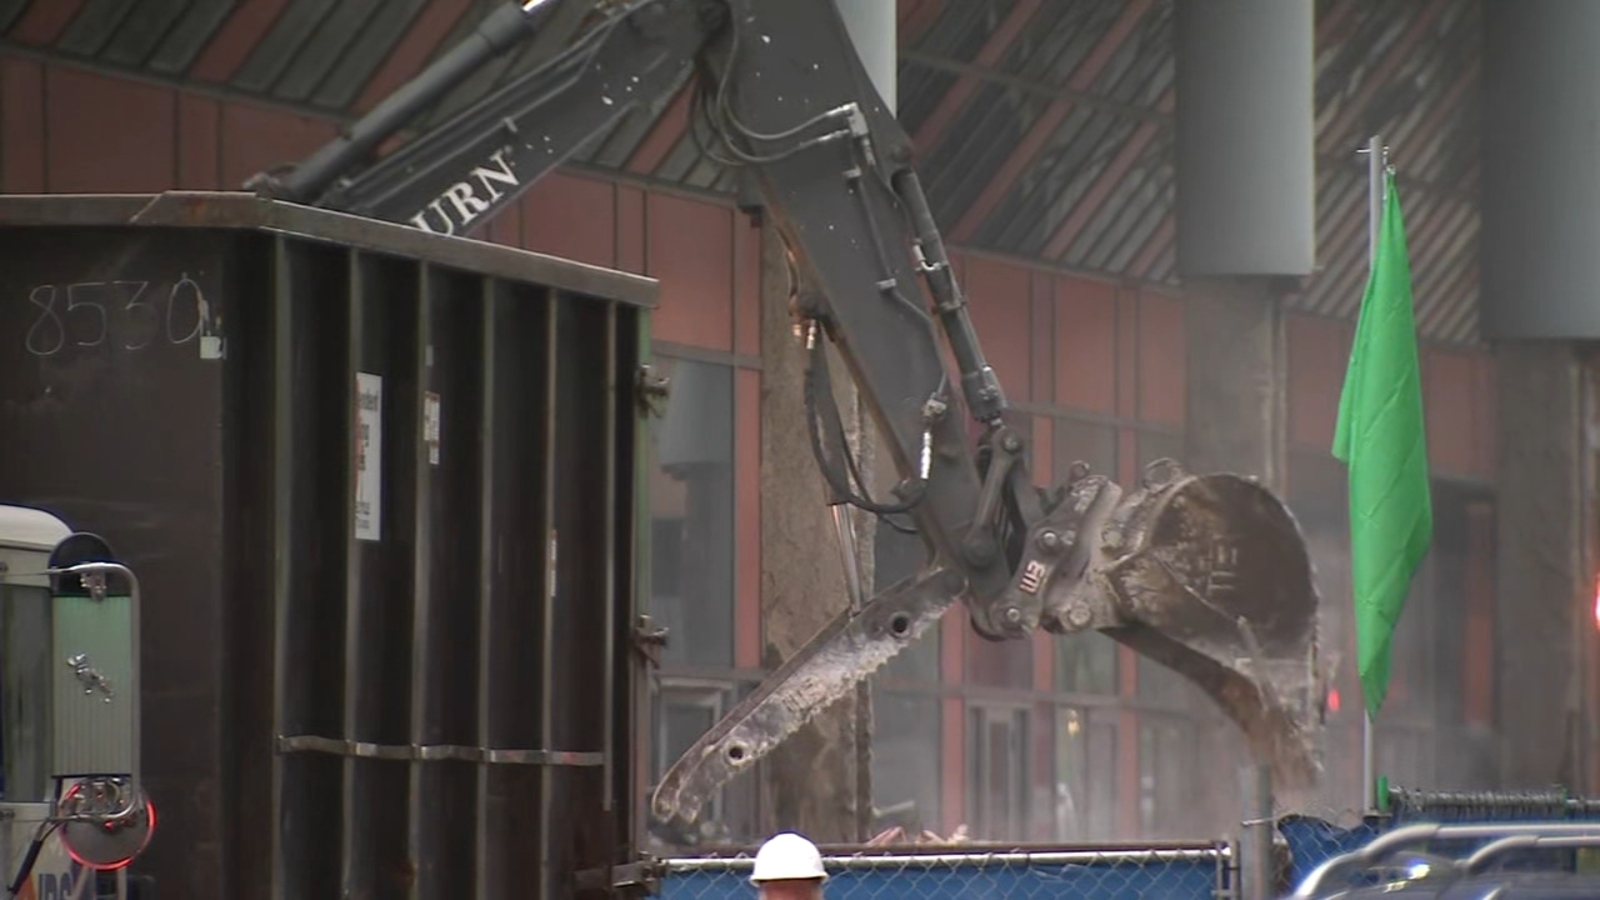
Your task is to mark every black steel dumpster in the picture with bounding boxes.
[0,192,658,900]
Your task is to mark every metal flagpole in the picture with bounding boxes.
[1360,132,1387,814]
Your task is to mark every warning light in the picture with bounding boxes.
[1328,688,1342,714]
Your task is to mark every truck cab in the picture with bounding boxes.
[0,505,149,900]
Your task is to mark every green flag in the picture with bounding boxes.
[1332,170,1434,721]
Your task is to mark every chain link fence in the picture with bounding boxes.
[659,845,1234,900]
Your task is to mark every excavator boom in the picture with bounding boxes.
[250,0,1325,833]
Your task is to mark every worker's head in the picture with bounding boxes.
[749,832,828,899]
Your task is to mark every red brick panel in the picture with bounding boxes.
[1115,291,1138,419]
[520,171,616,269]
[482,193,523,247]
[616,185,646,274]
[965,256,1033,403]
[734,368,761,669]
[940,694,965,833]
[1462,501,1495,728]
[1287,315,1354,449]
[177,95,221,190]
[1423,349,1477,475]
[733,214,761,357]
[645,193,733,349]
[626,85,692,175]
[46,68,176,193]
[1136,290,1184,426]
[1053,277,1117,413]
[1,58,45,192]
[1031,414,1053,486]
[1030,272,1054,403]
[1474,355,1498,477]
[219,102,338,190]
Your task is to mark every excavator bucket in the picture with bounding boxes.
[1068,461,1325,788]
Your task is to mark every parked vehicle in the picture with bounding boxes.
[1290,822,1600,900]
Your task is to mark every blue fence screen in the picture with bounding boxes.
[659,850,1230,900]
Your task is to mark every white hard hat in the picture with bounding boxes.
[749,832,829,884]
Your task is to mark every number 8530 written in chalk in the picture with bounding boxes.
[22,275,214,357]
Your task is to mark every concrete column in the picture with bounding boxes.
[1492,344,1587,788]
[1173,0,1311,810]
[834,0,896,109]
[1183,276,1289,489]
[747,0,897,841]
[1482,0,1600,790]
[1174,0,1312,492]
[758,225,873,841]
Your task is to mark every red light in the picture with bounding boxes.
[1592,574,1600,630]
[1328,688,1342,714]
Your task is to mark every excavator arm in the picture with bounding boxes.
[250,0,1326,832]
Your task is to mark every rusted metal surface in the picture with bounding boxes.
[0,191,660,309]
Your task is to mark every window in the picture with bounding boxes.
[0,582,50,802]
[1139,715,1199,838]
[1052,706,1118,840]
[1055,417,1117,481]
[1056,633,1118,695]
[647,355,748,840]
[653,681,758,839]
[966,703,1031,842]
[649,356,735,669]
[870,691,941,833]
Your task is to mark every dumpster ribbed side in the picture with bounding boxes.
[0,193,651,900]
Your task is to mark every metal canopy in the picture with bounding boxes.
[0,0,1482,345]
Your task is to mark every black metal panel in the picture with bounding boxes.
[231,0,339,94]
[274,0,390,105]
[0,0,29,33]
[53,0,136,57]
[146,0,239,75]
[0,192,653,900]
[99,0,194,67]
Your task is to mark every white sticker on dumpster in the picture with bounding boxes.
[424,391,441,466]
[355,372,383,542]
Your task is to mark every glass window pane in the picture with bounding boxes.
[1136,655,1210,708]
[649,357,734,668]
[1139,715,1198,839]
[1056,631,1118,695]
[870,690,941,832]
[1054,707,1089,840]
[1055,417,1117,482]
[1136,429,1186,473]
[653,682,758,841]
[1086,712,1118,838]
[965,704,1031,842]
[1,584,50,802]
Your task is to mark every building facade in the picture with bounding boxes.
[1,0,1507,846]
